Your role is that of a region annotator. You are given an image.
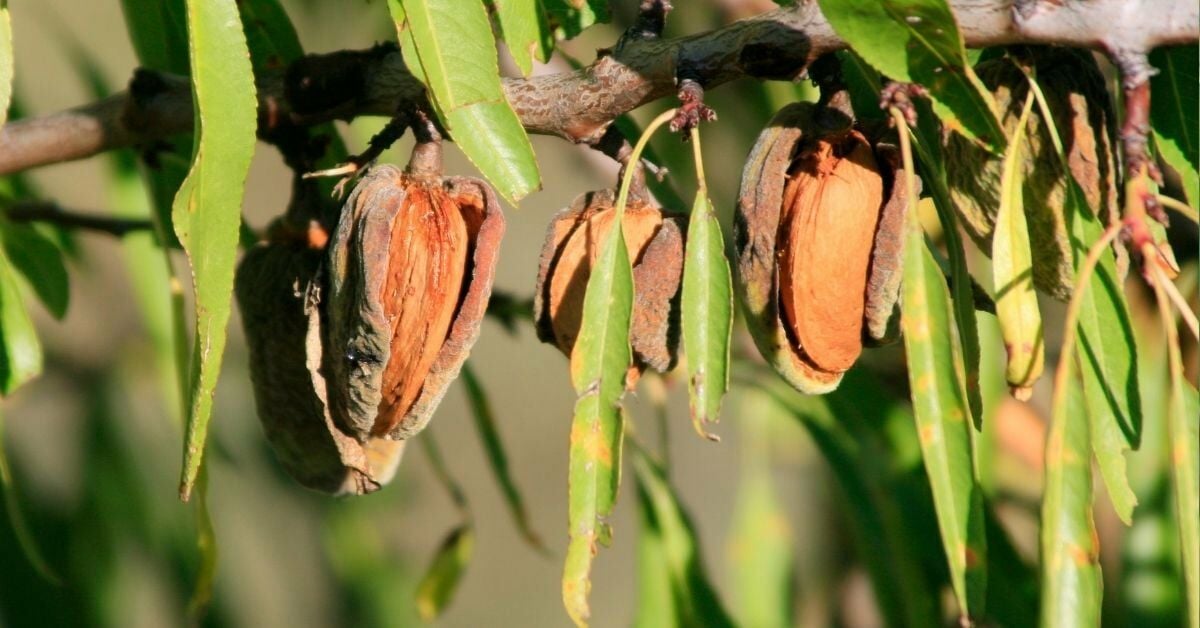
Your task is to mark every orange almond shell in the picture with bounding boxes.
[533,189,684,373]
[734,103,911,394]
[236,238,404,495]
[326,164,505,441]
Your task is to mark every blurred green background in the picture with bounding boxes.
[0,1,1195,627]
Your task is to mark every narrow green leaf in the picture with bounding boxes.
[0,409,62,584]
[1161,299,1200,628]
[900,202,988,620]
[174,0,258,499]
[0,246,38,394]
[863,59,982,422]
[681,139,733,439]
[390,0,540,203]
[118,0,190,247]
[635,500,676,628]
[543,0,607,39]
[0,222,68,319]
[560,109,679,627]
[460,362,543,549]
[237,0,348,201]
[416,524,475,622]
[728,392,795,628]
[563,218,631,626]
[631,445,735,628]
[118,0,189,73]
[492,0,553,76]
[0,0,12,129]
[819,0,1005,153]
[237,0,304,70]
[1068,187,1141,523]
[991,91,1044,398]
[752,372,940,628]
[444,103,541,202]
[1150,45,1199,206]
[1040,369,1103,628]
[1030,73,1142,523]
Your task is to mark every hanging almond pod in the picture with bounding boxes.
[734,102,915,393]
[326,134,506,442]
[533,189,685,376]
[944,48,1152,300]
[236,197,404,495]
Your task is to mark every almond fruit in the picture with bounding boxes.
[236,218,403,495]
[534,189,684,374]
[735,102,914,393]
[327,162,505,441]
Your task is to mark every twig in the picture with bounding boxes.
[4,201,154,237]
[1156,194,1200,224]
[1147,246,1200,341]
[0,0,1193,176]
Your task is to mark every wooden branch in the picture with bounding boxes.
[0,0,1195,176]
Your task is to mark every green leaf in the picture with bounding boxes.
[0,222,69,319]
[444,104,541,202]
[1067,187,1141,524]
[0,246,39,394]
[460,362,543,549]
[492,0,553,76]
[818,0,1005,153]
[752,372,940,628]
[562,207,632,626]
[631,445,735,628]
[1029,72,1142,524]
[237,0,348,201]
[0,409,62,585]
[119,0,191,247]
[119,0,189,73]
[1164,319,1199,628]
[174,0,258,499]
[237,0,303,72]
[415,524,475,621]
[991,91,1044,397]
[728,392,795,628]
[1040,369,1103,628]
[900,190,987,619]
[864,56,982,422]
[0,0,12,130]
[1150,45,1199,205]
[681,193,733,440]
[543,0,607,39]
[390,0,540,203]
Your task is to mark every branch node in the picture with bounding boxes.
[670,78,716,137]
[880,82,928,128]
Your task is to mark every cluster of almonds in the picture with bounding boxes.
[237,98,921,492]
[237,136,505,495]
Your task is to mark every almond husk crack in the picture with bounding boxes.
[735,102,914,394]
[327,164,504,441]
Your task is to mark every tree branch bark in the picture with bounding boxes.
[0,0,1195,176]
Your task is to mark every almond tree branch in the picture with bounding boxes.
[0,0,1195,177]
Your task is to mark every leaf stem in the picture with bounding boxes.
[1050,223,1123,408]
[614,109,677,223]
[1156,194,1200,224]
[690,126,707,194]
